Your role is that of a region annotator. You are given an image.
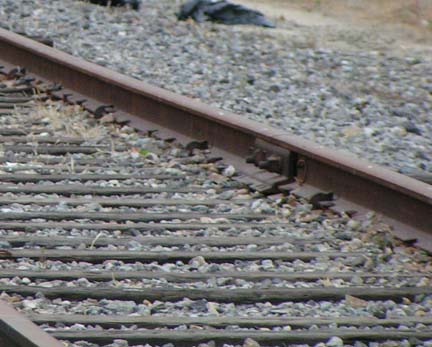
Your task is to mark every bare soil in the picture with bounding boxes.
[235,0,432,55]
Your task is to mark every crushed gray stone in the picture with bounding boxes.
[0,0,430,175]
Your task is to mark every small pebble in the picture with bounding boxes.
[223,165,236,177]
[243,338,260,347]
[326,336,343,347]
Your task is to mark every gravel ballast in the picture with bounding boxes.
[1,4,432,347]
[0,88,430,347]
[0,0,431,176]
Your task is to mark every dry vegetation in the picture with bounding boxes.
[290,0,432,26]
[28,101,106,139]
[236,0,432,52]
[240,0,432,27]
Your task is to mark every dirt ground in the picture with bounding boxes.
[235,0,432,55]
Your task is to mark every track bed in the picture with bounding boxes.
[0,57,431,347]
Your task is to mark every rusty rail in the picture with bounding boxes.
[0,301,64,347]
[0,28,430,249]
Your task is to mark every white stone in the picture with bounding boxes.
[327,336,343,347]
[222,165,236,177]
[243,338,260,347]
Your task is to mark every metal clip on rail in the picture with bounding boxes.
[246,139,297,180]
[246,140,336,208]
[242,139,299,195]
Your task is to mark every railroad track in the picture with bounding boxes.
[0,28,431,347]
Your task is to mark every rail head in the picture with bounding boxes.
[0,28,430,248]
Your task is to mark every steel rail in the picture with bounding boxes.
[0,28,430,249]
[0,301,64,347]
